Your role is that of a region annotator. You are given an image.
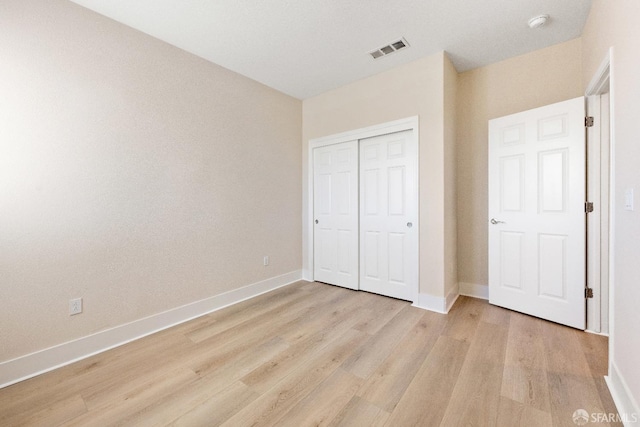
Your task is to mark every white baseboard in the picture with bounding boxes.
[459,282,489,300]
[0,270,302,389]
[301,269,313,282]
[605,361,640,426]
[586,329,610,337]
[412,293,447,313]
[412,286,459,314]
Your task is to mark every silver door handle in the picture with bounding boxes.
[490,218,505,225]
[407,222,413,228]
[315,219,319,224]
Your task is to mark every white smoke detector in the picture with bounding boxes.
[528,15,549,29]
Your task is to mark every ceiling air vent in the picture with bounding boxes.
[369,38,409,60]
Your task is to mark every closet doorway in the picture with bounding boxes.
[310,118,419,302]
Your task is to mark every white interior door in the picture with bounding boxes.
[488,97,586,329]
[360,130,418,301]
[313,141,359,290]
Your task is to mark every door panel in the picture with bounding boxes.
[359,130,417,301]
[500,155,524,211]
[488,97,585,329]
[538,233,567,299]
[500,231,523,290]
[313,141,359,290]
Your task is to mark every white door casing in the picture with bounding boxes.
[488,97,586,329]
[313,141,359,290]
[585,50,612,335]
[359,130,418,301]
[307,117,419,300]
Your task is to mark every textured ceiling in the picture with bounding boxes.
[68,0,592,99]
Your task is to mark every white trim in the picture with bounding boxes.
[586,94,603,334]
[309,116,420,150]
[607,47,616,381]
[585,329,609,337]
[412,293,447,314]
[412,287,459,314]
[605,361,640,426]
[0,270,302,389]
[585,48,612,335]
[588,47,617,385]
[586,50,611,96]
[459,282,489,300]
[446,287,460,312]
[305,116,420,302]
[587,49,626,419]
[301,269,313,282]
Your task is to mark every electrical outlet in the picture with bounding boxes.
[69,298,83,316]
[263,256,270,266]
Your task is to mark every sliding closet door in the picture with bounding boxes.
[359,130,418,301]
[313,141,359,290]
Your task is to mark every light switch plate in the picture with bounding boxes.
[624,188,634,211]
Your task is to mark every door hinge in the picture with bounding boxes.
[585,287,594,298]
[585,202,594,213]
[585,116,594,127]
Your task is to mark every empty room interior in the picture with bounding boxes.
[1,0,639,426]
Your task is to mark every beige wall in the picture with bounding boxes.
[582,0,640,410]
[302,52,453,298]
[0,0,302,362]
[455,39,583,288]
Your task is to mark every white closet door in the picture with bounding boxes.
[488,97,585,329]
[359,130,418,301]
[313,141,359,290]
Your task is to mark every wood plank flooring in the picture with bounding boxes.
[0,281,620,426]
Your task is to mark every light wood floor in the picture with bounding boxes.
[0,281,620,426]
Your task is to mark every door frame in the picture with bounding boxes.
[305,116,420,302]
[585,49,613,335]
